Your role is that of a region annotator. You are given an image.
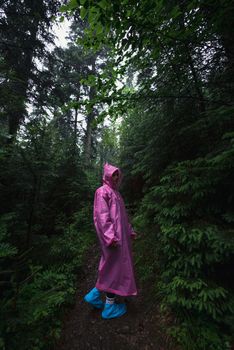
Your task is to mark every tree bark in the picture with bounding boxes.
[84,58,96,166]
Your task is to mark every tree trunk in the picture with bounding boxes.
[84,58,96,166]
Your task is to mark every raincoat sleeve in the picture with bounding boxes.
[94,189,119,247]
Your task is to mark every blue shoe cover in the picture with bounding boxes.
[102,303,127,319]
[84,287,104,309]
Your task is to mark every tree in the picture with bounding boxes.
[64,1,234,348]
[0,0,63,140]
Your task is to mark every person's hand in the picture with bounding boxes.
[131,232,137,240]
[110,240,119,247]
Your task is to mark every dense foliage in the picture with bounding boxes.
[63,0,234,349]
[0,117,96,349]
[1,0,234,349]
[0,2,106,349]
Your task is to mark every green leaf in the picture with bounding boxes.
[59,5,68,13]
[88,7,100,24]
[68,0,79,10]
[80,6,88,20]
[96,22,103,35]
[98,0,108,10]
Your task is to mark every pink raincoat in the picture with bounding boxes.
[94,163,138,296]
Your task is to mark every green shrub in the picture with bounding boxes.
[1,223,94,350]
[138,133,234,349]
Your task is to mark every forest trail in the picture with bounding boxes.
[54,242,178,350]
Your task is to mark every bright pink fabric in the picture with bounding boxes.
[94,163,137,296]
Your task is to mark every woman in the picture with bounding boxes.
[84,162,138,319]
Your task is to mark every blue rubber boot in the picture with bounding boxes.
[84,287,104,309]
[102,303,127,319]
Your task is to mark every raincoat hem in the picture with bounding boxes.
[95,282,138,297]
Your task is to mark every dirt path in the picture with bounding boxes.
[54,242,177,350]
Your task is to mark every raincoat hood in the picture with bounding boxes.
[103,163,122,190]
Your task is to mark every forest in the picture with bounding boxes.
[0,0,233,349]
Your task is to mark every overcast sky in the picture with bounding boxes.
[49,18,115,128]
[53,18,70,48]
